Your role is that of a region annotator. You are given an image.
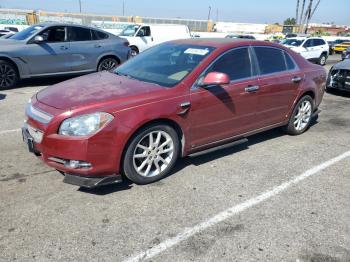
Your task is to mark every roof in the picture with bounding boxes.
[171,38,276,49]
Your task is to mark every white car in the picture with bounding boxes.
[119,24,191,56]
[282,37,329,66]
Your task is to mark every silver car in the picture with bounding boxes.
[0,23,131,89]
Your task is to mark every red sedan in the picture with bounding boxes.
[23,39,326,187]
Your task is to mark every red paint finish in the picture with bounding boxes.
[25,39,326,178]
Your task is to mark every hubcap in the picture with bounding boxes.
[320,56,326,65]
[133,131,174,177]
[99,59,117,71]
[294,100,312,131]
[130,50,138,57]
[0,64,16,88]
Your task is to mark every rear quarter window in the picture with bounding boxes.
[93,30,109,40]
[254,47,287,75]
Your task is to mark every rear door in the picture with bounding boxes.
[253,46,302,127]
[25,26,71,75]
[189,47,260,147]
[303,39,319,60]
[67,26,103,72]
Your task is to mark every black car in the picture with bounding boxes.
[225,34,256,40]
[326,58,350,92]
[341,47,350,60]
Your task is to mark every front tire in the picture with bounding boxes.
[123,124,180,185]
[0,60,18,89]
[130,46,139,57]
[284,95,314,135]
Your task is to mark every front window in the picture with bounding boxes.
[282,38,303,47]
[9,25,44,40]
[119,25,140,36]
[115,43,215,87]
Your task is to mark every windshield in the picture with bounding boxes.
[9,25,44,40]
[115,43,215,87]
[282,38,303,47]
[119,24,140,36]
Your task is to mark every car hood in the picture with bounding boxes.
[36,71,167,110]
[332,59,350,70]
[0,39,24,46]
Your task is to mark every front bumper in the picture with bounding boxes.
[23,106,124,188]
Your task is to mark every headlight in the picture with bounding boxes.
[59,112,113,136]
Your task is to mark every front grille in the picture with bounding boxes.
[26,103,53,124]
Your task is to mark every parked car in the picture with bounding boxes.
[326,57,350,93]
[22,39,326,188]
[0,32,14,39]
[225,34,256,40]
[0,23,130,89]
[282,37,329,65]
[328,39,348,55]
[0,29,12,37]
[119,24,191,56]
[333,41,350,54]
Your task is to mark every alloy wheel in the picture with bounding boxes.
[0,63,16,88]
[294,100,312,131]
[99,58,118,71]
[133,131,174,177]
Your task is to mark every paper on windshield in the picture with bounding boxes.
[184,48,209,56]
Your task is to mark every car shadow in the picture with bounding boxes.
[78,179,133,195]
[326,89,350,98]
[17,76,76,88]
[0,94,6,100]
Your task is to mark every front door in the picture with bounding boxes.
[189,47,260,148]
[135,26,153,52]
[24,26,71,75]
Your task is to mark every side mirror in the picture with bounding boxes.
[33,35,44,43]
[199,72,230,87]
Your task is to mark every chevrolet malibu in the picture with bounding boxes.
[23,39,326,188]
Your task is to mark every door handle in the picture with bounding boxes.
[60,46,68,50]
[245,85,259,93]
[292,76,302,83]
[177,102,191,116]
[94,44,102,48]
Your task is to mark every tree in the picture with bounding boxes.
[284,18,297,25]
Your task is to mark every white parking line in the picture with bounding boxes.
[0,128,21,135]
[125,150,350,262]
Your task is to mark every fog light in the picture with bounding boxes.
[64,160,92,169]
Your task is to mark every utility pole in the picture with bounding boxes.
[299,0,306,32]
[296,0,300,24]
[78,0,82,13]
[207,6,211,21]
[304,0,313,34]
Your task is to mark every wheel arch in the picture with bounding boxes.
[119,118,185,173]
[0,56,20,77]
[129,45,139,53]
[97,54,121,70]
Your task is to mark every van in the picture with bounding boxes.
[119,24,191,56]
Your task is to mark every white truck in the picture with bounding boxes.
[119,24,191,56]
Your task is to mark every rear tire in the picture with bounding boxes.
[284,95,314,135]
[0,60,18,89]
[318,53,327,66]
[97,57,119,72]
[123,124,180,185]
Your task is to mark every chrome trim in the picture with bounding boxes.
[26,103,53,124]
[48,157,66,165]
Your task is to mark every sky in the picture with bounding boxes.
[1,0,349,25]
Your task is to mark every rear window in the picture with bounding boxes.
[93,30,109,40]
[68,27,92,41]
[254,47,287,75]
